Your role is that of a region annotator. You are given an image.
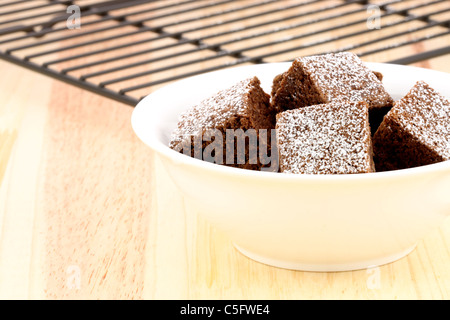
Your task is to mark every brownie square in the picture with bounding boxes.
[271,52,393,134]
[373,80,450,171]
[276,100,375,174]
[169,76,277,170]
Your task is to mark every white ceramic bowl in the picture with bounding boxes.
[132,62,450,272]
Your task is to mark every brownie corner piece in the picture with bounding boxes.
[169,76,276,170]
[373,80,450,171]
[276,99,375,174]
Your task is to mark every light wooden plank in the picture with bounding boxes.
[0,61,51,299]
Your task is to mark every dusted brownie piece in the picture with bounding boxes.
[276,100,375,174]
[271,52,393,134]
[169,76,277,170]
[373,81,450,172]
[271,70,383,96]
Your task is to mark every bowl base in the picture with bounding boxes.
[233,243,417,272]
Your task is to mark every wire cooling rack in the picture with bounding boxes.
[0,0,449,106]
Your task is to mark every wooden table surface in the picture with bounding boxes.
[1,1,450,300]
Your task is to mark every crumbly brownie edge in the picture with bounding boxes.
[372,114,445,171]
[245,77,276,130]
[271,59,326,113]
[271,72,286,98]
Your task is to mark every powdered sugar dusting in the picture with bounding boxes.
[276,100,374,174]
[169,77,257,150]
[390,80,450,159]
[297,52,393,108]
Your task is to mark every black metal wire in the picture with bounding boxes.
[0,0,449,106]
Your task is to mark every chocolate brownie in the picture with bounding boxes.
[373,81,450,171]
[169,76,277,170]
[271,52,393,134]
[276,100,375,174]
[272,70,383,96]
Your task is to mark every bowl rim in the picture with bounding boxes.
[131,61,450,183]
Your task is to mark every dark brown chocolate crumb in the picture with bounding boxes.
[373,80,450,171]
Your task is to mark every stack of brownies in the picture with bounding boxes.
[169,52,450,174]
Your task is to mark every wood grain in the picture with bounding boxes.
[1,56,449,300]
[0,2,450,300]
